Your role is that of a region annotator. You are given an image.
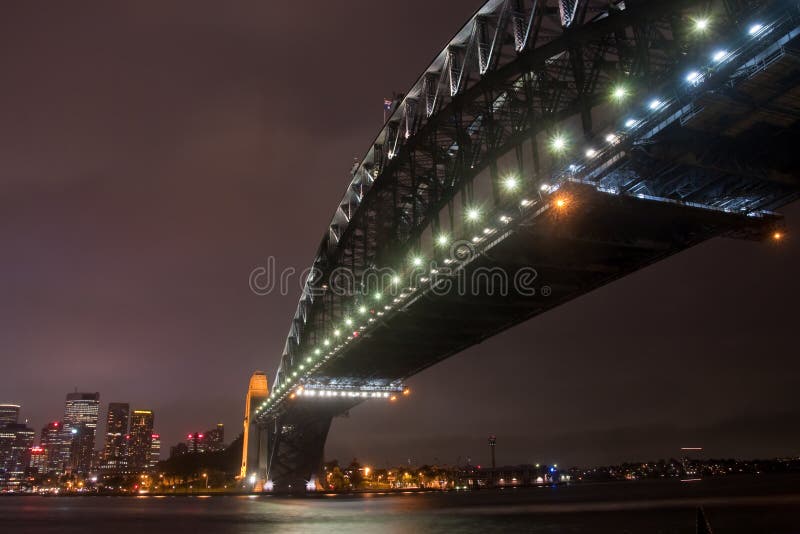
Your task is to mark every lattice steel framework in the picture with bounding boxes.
[271,0,793,395]
[256,0,800,490]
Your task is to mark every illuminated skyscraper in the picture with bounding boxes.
[241,371,268,480]
[102,403,129,474]
[207,423,225,451]
[62,392,100,474]
[128,410,154,473]
[39,421,65,474]
[29,446,46,474]
[0,423,35,489]
[149,433,161,471]
[0,404,20,427]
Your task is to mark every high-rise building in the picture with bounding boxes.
[68,423,96,476]
[39,421,66,474]
[186,424,226,453]
[207,423,225,451]
[62,392,100,475]
[0,404,20,427]
[149,433,161,471]
[29,446,47,474]
[128,410,154,473]
[102,403,129,474]
[241,371,268,479]
[0,423,35,489]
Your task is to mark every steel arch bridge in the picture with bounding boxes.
[248,0,800,491]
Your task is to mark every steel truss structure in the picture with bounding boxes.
[257,0,800,490]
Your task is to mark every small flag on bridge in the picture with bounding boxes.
[383,98,393,122]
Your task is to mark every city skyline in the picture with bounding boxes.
[1,0,799,471]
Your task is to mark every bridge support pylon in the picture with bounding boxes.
[265,409,334,493]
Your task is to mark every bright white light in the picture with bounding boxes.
[549,134,568,153]
[391,275,400,285]
[540,183,550,191]
[249,474,256,485]
[373,292,382,301]
[605,133,619,144]
[333,329,341,336]
[693,17,710,32]
[263,480,274,491]
[411,256,423,267]
[502,176,519,191]
[306,479,316,491]
[686,71,702,84]
[611,85,628,101]
[466,207,481,221]
[648,99,662,110]
[748,23,763,35]
[345,318,353,326]
[323,339,330,346]
[585,148,597,158]
[520,199,532,207]
[314,348,321,355]
[358,305,367,314]
[712,49,728,62]
[625,118,637,128]
[436,234,449,246]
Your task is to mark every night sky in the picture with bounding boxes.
[1,1,798,469]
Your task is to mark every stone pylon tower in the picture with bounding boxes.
[240,371,268,482]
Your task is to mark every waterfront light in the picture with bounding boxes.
[585,148,597,158]
[436,234,449,247]
[605,133,619,144]
[712,49,728,62]
[748,23,764,36]
[648,99,662,110]
[358,305,367,314]
[466,207,481,222]
[625,118,637,128]
[411,256,424,267]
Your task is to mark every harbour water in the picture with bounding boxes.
[2,475,799,533]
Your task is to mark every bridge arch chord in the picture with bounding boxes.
[266,0,788,404]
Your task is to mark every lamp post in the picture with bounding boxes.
[203,473,209,489]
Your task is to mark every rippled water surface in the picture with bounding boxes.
[2,476,799,533]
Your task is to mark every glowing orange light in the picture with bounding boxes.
[402,388,411,396]
[390,395,398,402]
[773,231,784,241]
[289,393,296,399]
[555,197,568,209]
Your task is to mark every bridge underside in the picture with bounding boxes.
[258,0,800,491]
[311,185,779,382]
[266,185,779,490]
